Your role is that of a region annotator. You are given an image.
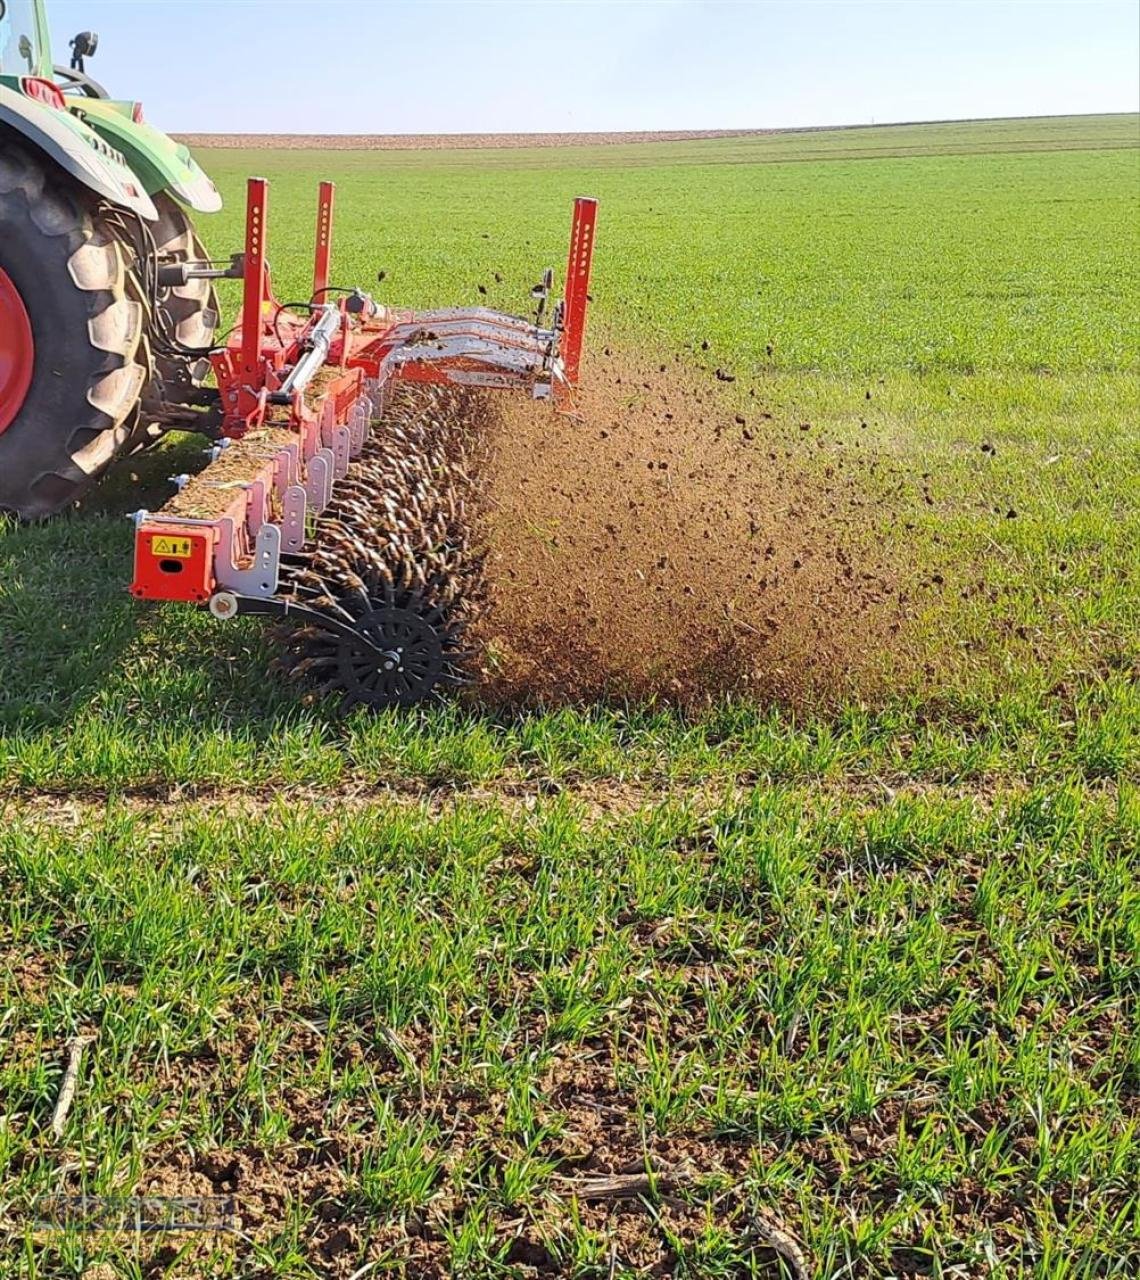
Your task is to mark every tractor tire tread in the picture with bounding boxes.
[0,142,149,519]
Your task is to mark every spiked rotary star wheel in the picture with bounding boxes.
[278,575,470,709]
[272,386,488,709]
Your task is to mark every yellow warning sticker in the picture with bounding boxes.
[152,535,193,558]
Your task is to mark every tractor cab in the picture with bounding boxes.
[1,0,218,212]
[0,0,99,86]
[0,0,51,79]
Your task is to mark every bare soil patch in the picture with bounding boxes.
[467,353,912,709]
[174,129,771,151]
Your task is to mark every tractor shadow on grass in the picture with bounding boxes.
[0,435,311,737]
[0,507,145,731]
[0,432,456,745]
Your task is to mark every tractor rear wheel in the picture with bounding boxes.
[0,143,149,519]
[146,192,219,403]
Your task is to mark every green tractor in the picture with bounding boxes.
[0,0,221,518]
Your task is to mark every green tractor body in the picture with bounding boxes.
[0,0,221,517]
[0,0,219,213]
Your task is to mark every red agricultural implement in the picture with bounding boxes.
[127,178,598,707]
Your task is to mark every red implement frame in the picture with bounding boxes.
[131,178,598,606]
[313,181,334,301]
[239,177,270,382]
[559,197,598,391]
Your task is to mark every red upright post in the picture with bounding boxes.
[313,181,335,301]
[559,196,598,388]
[240,177,270,376]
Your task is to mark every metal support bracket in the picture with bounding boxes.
[320,401,352,477]
[349,397,371,454]
[331,424,351,478]
[246,477,268,536]
[282,484,308,552]
[304,449,334,512]
[214,517,281,599]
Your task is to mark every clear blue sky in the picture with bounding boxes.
[45,1,1140,134]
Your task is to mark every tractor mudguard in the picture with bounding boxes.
[73,99,221,213]
[0,82,156,218]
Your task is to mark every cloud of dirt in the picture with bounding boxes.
[465,352,913,710]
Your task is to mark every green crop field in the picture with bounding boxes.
[1,115,1137,1278]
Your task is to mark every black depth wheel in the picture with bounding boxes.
[336,606,446,708]
[278,574,472,711]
